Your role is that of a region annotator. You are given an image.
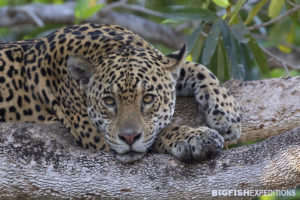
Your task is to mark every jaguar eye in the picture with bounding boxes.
[142,94,155,104]
[103,96,116,107]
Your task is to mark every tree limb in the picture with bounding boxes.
[0,77,299,199]
[262,47,300,70]
[174,76,300,143]
[0,2,185,49]
[0,123,299,199]
[101,0,164,18]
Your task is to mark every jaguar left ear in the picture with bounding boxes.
[67,55,95,91]
[165,44,186,82]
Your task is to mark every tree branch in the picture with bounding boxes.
[89,11,184,49]
[174,76,300,143]
[286,0,296,7]
[101,0,164,18]
[249,4,300,31]
[0,123,299,199]
[0,77,299,199]
[262,47,300,70]
[0,2,185,49]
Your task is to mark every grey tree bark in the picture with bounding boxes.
[0,77,299,199]
[174,76,300,143]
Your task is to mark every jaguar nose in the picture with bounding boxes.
[118,132,141,146]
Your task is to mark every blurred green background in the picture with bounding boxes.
[1,0,300,83]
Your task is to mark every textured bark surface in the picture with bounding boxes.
[174,76,300,143]
[0,123,299,199]
[0,77,299,199]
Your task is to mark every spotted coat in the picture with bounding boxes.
[0,23,242,162]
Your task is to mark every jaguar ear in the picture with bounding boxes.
[67,55,95,91]
[165,44,186,82]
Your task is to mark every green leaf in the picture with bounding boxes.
[163,6,217,21]
[247,35,268,74]
[75,0,105,21]
[193,38,204,62]
[35,0,63,3]
[186,22,204,54]
[161,19,179,24]
[53,0,64,4]
[216,40,230,81]
[220,20,233,57]
[0,0,8,7]
[212,0,230,8]
[220,20,245,79]
[269,19,290,46]
[267,68,286,78]
[75,0,87,20]
[240,44,260,80]
[231,22,249,43]
[228,0,246,25]
[244,0,268,25]
[268,0,285,19]
[220,20,236,78]
[231,36,246,79]
[201,20,221,65]
[285,1,300,25]
[82,4,104,19]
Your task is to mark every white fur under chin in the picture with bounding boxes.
[115,151,146,163]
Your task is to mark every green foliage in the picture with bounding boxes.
[201,20,220,66]
[34,0,64,3]
[0,0,299,82]
[266,68,300,78]
[160,0,300,82]
[0,28,10,37]
[244,0,268,25]
[162,6,217,22]
[74,0,105,24]
[0,0,64,6]
[0,0,8,7]
[228,0,246,25]
[186,22,204,54]
[268,0,285,19]
[212,0,230,8]
[248,35,268,75]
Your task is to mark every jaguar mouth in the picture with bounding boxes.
[114,150,146,163]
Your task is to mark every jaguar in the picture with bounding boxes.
[0,23,242,162]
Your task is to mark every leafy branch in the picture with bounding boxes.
[249,3,300,31]
[261,47,300,70]
[1,0,299,80]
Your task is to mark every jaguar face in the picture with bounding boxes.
[67,45,186,162]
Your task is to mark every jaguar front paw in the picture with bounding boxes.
[171,127,224,163]
[206,105,242,143]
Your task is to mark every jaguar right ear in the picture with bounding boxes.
[164,44,186,82]
[67,55,95,91]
